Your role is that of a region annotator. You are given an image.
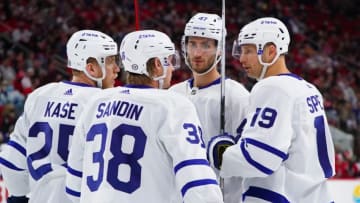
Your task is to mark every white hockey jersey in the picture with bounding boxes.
[170,77,249,203]
[65,85,223,203]
[0,81,100,203]
[221,73,335,202]
[170,78,249,144]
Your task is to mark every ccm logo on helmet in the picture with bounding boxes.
[138,34,155,39]
[192,26,206,30]
[198,17,208,21]
[260,20,277,25]
[81,33,99,37]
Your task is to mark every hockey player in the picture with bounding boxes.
[0,29,120,203]
[208,17,335,202]
[169,13,249,203]
[65,30,223,203]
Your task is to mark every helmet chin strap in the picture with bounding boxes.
[83,59,106,88]
[152,65,168,89]
[158,79,164,89]
[152,76,165,89]
[189,52,221,76]
[193,56,221,76]
[256,65,268,81]
[96,80,103,88]
[83,69,104,88]
[256,51,280,81]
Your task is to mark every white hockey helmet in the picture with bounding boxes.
[184,12,224,41]
[232,17,290,60]
[232,17,290,80]
[120,29,180,76]
[182,13,226,75]
[66,30,117,87]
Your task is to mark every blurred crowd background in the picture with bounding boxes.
[0,0,359,178]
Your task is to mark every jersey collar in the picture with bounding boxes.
[277,73,303,80]
[187,77,224,89]
[124,84,154,89]
[61,80,97,87]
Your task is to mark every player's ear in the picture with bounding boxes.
[153,58,163,77]
[85,63,95,76]
[269,43,277,57]
[263,43,277,63]
[85,62,100,77]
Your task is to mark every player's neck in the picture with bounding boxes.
[149,80,159,88]
[193,68,220,87]
[71,74,96,86]
[264,57,289,78]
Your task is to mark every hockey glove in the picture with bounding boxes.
[207,134,235,170]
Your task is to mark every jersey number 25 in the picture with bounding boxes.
[27,122,74,180]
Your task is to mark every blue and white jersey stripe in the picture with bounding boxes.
[240,138,288,175]
[174,159,218,197]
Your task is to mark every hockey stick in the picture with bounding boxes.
[219,0,226,196]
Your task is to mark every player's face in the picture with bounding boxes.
[186,36,217,73]
[238,44,262,79]
[102,55,120,88]
[155,56,175,89]
[163,65,174,89]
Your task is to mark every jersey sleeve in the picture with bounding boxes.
[0,113,30,196]
[65,115,86,203]
[160,96,223,203]
[221,84,292,178]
